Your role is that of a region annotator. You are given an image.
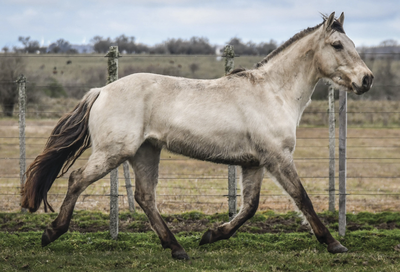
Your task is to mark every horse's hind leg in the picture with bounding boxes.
[41,151,122,247]
[130,142,189,260]
[267,157,348,253]
[200,166,264,245]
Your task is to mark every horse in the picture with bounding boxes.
[22,12,373,260]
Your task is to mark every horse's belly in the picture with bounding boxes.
[150,130,261,167]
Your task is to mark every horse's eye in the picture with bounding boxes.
[332,42,343,50]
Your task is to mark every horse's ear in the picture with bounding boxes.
[338,12,345,26]
[324,12,335,31]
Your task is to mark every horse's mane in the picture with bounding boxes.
[227,14,345,79]
[255,14,345,68]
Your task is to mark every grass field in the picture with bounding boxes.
[1,211,400,271]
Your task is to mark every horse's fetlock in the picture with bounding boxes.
[161,240,171,249]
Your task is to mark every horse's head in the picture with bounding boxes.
[315,12,374,95]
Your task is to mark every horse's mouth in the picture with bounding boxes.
[331,77,353,93]
[352,82,368,95]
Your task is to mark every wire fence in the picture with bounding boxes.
[2,109,400,214]
[1,51,400,219]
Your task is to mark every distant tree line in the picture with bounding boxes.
[3,35,278,55]
[2,37,78,54]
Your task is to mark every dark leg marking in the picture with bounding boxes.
[42,152,121,247]
[267,158,348,254]
[131,142,189,260]
[200,167,264,245]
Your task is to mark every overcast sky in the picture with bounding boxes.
[1,0,399,49]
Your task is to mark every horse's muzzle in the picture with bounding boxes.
[352,74,374,95]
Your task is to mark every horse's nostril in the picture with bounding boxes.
[362,75,372,89]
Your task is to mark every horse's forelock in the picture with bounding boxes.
[331,20,345,34]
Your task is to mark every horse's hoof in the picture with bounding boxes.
[172,251,190,260]
[328,241,348,254]
[199,229,213,246]
[41,229,52,247]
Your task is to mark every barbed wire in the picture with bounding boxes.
[0,52,399,58]
[1,175,400,180]
[1,82,400,88]
[1,54,400,213]
[0,192,399,198]
[0,54,220,58]
[1,156,400,161]
[1,110,400,114]
[1,136,399,140]
[2,143,399,149]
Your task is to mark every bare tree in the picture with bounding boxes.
[18,36,41,53]
[91,36,112,53]
[0,54,25,116]
[223,38,277,55]
[48,39,77,54]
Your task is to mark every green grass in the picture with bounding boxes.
[1,230,400,271]
[1,211,400,270]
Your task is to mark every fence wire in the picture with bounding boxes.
[1,53,400,214]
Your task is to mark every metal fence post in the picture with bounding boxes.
[338,89,347,236]
[16,74,27,213]
[123,162,136,213]
[223,45,237,221]
[328,86,335,212]
[105,46,120,240]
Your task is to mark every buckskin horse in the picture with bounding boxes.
[22,12,373,259]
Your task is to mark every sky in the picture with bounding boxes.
[1,0,399,50]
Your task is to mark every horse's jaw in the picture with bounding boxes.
[322,77,353,94]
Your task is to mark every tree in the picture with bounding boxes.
[224,38,277,55]
[380,39,398,47]
[91,36,112,53]
[18,36,41,53]
[161,37,215,54]
[0,54,25,116]
[92,35,149,54]
[48,39,77,54]
[115,35,136,53]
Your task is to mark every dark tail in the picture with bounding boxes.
[21,88,101,212]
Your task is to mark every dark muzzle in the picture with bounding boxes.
[353,74,374,95]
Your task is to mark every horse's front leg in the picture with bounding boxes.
[267,156,348,253]
[200,166,264,245]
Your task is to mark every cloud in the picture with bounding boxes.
[0,0,399,47]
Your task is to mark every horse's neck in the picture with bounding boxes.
[260,29,321,119]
